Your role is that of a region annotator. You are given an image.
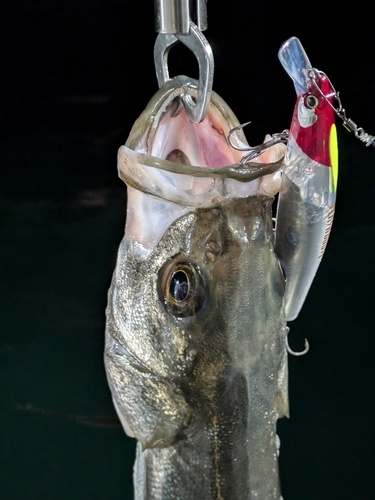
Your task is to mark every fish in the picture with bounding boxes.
[104,75,289,499]
[275,37,338,321]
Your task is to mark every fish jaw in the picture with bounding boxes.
[117,76,284,256]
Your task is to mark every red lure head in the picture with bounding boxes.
[290,74,336,167]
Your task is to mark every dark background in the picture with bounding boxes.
[1,1,375,499]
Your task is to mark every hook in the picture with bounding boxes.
[154,22,214,123]
[227,122,289,162]
[284,326,309,356]
[227,121,252,151]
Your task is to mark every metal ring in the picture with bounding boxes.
[153,22,214,123]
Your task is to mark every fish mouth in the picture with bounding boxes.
[148,93,241,169]
[118,76,284,204]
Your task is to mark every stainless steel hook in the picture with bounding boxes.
[284,326,310,356]
[227,122,289,162]
[154,22,214,123]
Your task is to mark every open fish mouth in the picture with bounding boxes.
[116,76,286,254]
[118,76,285,207]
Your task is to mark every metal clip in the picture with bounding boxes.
[309,68,375,148]
[227,122,289,162]
[154,22,214,123]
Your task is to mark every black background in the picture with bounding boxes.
[1,1,375,499]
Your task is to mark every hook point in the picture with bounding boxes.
[285,334,309,356]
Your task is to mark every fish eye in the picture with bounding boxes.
[304,94,319,109]
[170,270,189,301]
[158,260,207,317]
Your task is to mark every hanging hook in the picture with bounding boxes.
[153,0,213,123]
[284,326,310,356]
[154,23,214,123]
[228,122,289,162]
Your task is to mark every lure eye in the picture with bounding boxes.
[159,259,207,317]
[304,94,319,109]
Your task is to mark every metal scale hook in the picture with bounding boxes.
[153,0,214,123]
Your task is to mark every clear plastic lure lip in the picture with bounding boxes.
[278,36,312,94]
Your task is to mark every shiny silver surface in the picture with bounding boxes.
[105,197,288,499]
[154,24,214,123]
[154,0,207,34]
[105,76,288,499]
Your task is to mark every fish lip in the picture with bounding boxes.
[118,145,284,203]
[135,149,284,181]
[118,75,285,208]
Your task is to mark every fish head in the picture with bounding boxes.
[105,77,288,451]
[105,196,286,450]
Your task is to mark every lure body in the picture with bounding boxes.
[275,37,338,321]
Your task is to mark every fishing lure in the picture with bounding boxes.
[274,37,339,321]
[227,37,339,324]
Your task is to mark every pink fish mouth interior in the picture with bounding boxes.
[150,98,241,168]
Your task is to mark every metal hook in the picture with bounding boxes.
[227,122,289,162]
[154,22,214,123]
[227,122,253,151]
[284,326,309,356]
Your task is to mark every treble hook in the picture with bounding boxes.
[227,122,289,162]
[227,121,253,151]
[284,326,309,356]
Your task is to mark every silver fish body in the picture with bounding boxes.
[105,76,288,499]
